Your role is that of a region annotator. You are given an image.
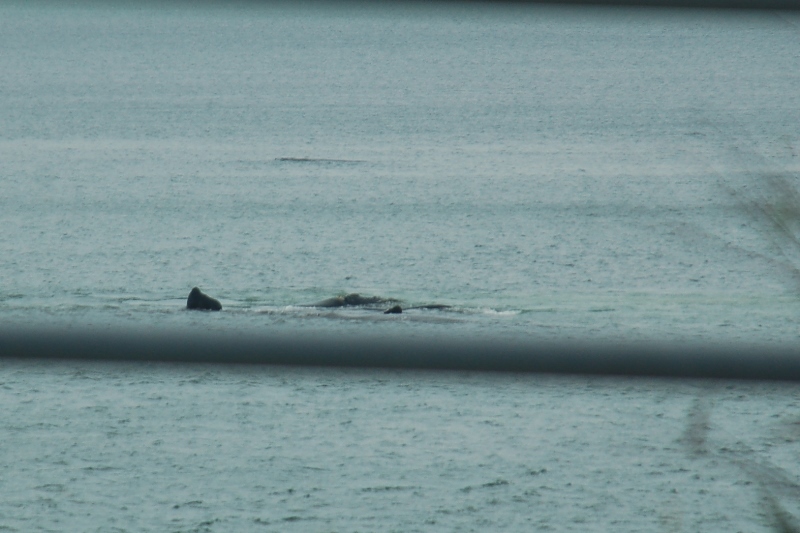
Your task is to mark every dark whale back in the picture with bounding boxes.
[343,293,392,306]
[187,287,222,311]
[312,293,399,308]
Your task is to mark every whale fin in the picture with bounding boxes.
[186,287,222,311]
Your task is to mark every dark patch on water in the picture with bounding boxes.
[460,479,510,493]
[34,484,65,493]
[173,500,203,509]
[275,157,365,164]
[361,485,418,492]
[81,465,116,472]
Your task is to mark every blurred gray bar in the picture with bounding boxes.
[523,0,799,8]
[1,327,799,380]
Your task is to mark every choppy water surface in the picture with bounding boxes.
[1,2,800,530]
[2,360,800,532]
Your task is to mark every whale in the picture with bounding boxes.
[310,293,400,308]
[383,304,451,314]
[308,293,452,312]
[186,287,222,311]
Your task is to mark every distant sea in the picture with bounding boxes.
[1,3,800,531]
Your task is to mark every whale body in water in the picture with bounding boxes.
[310,293,399,308]
[383,304,451,314]
[308,293,452,314]
[186,287,222,311]
[182,289,451,314]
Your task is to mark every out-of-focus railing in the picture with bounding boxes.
[1,327,799,381]
[521,0,798,8]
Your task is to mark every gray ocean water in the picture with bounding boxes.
[2,2,800,530]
